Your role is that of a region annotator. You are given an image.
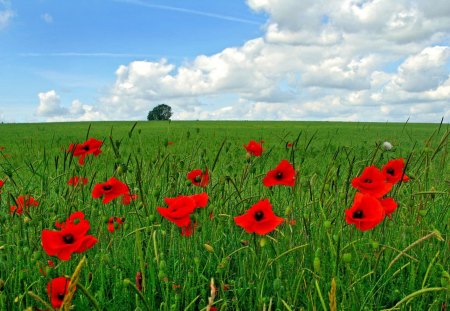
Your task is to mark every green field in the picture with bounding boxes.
[0,121,449,310]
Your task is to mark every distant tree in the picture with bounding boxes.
[147,104,172,121]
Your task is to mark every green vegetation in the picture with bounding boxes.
[0,121,448,310]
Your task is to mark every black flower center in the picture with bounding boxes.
[386,168,395,175]
[364,178,372,184]
[352,210,364,219]
[82,145,90,151]
[103,185,112,191]
[63,234,75,244]
[275,172,283,180]
[57,293,65,301]
[254,211,264,221]
[194,176,201,182]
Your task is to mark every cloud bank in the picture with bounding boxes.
[36,0,450,122]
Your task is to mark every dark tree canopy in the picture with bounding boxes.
[147,104,172,121]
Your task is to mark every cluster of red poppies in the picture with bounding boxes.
[345,159,409,231]
[3,137,411,308]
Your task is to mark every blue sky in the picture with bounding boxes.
[1,0,449,122]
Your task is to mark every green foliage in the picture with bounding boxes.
[147,104,172,121]
[0,121,448,310]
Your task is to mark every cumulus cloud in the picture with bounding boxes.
[36,90,105,121]
[37,0,450,122]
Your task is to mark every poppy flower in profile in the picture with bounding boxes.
[67,176,88,186]
[351,166,392,198]
[41,211,98,261]
[345,193,385,231]
[47,276,73,309]
[263,160,296,187]
[10,195,39,215]
[157,196,197,228]
[243,140,263,156]
[234,199,284,235]
[187,169,209,187]
[0,179,4,192]
[158,193,208,236]
[92,177,132,204]
[380,197,398,218]
[382,158,409,184]
[68,138,103,165]
[107,216,125,232]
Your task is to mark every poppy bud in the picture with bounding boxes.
[284,207,291,216]
[419,209,427,217]
[324,220,331,229]
[371,240,379,249]
[159,260,167,271]
[158,271,167,281]
[313,257,320,273]
[343,253,352,263]
[193,257,200,267]
[259,237,268,247]
[204,243,214,254]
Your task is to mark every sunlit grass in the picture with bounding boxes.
[0,120,448,310]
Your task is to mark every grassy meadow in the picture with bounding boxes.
[0,120,448,310]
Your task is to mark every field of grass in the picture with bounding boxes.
[0,120,448,310]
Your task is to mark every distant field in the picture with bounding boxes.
[0,121,448,310]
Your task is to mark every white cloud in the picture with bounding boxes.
[36,0,450,122]
[36,90,67,117]
[41,13,53,24]
[0,9,14,29]
[36,90,105,121]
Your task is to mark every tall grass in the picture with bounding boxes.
[0,121,448,310]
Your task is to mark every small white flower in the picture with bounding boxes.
[382,141,393,151]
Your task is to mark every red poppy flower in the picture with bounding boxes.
[67,176,88,186]
[382,159,409,184]
[92,177,131,204]
[68,138,103,165]
[47,276,73,309]
[380,197,398,218]
[187,169,209,187]
[157,196,197,228]
[190,192,209,208]
[287,143,293,148]
[243,140,263,156]
[41,211,98,261]
[10,195,39,215]
[351,166,392,198]
[345,193,385,231]
[263,160,296,187]
[0,179,4,188]
[234,199,284,235]
[107,216,125,232]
